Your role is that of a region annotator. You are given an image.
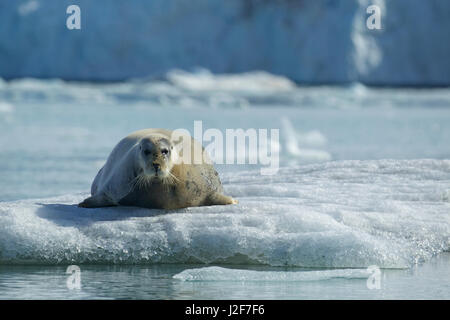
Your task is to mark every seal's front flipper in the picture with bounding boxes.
[78,193,117,208]
[206,192,238,206]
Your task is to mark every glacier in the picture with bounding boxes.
[0,0,449,85]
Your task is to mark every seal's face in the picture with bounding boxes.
[138,136,174,179]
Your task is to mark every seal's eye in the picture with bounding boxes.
[144,150,151,156]
[161,148,169,155]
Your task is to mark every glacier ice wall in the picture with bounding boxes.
[0,0,449,85]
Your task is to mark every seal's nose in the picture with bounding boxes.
[153,163,160,172]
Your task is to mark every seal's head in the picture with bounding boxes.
[137,135,175,179]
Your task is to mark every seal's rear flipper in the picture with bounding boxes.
[78,193,117,208]
[206,192,238,206]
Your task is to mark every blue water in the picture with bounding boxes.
[1,254,449,299]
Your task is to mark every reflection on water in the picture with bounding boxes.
[1,253,449,300]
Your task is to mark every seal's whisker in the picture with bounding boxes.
[163,175,172,192]
[130,174,143,191]
[168,171,180,183]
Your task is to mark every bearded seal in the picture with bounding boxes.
[78,128,237,209]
